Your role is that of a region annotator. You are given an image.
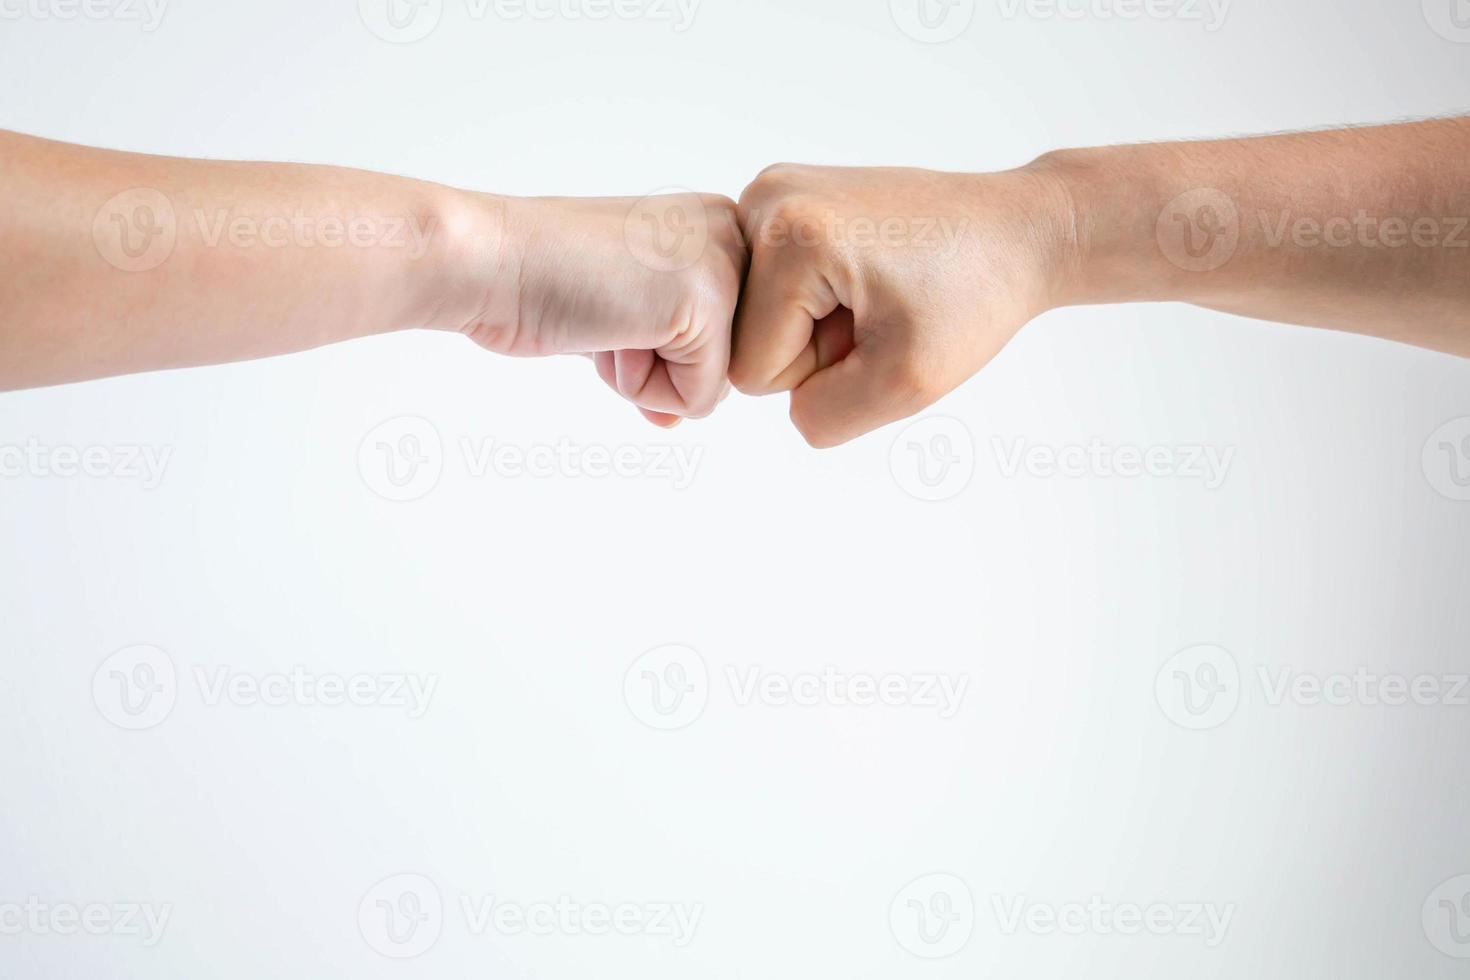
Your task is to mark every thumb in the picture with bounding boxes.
[787,324,934,449]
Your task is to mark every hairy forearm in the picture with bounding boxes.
[1035,117,1470,356]
[0,130,509,390]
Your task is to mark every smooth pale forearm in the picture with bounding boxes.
[1034,117,1470,356]
[0,130,510,390]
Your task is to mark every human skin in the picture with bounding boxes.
[0,129,745,426]
[5,121,1469,441]
[731,117,1470,447]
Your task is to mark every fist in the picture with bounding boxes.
[729,163,1075,446]
[461,192,747,426]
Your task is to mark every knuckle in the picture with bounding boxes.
[727,358,775,396]
[769,196,813,226]
[748,196,824,252]
[753,162,802,188]
[697,193,743,241]
[740,164,807,220]
[698,192,739,215]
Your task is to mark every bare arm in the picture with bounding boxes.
[1048,116,1470,357]
[0,130,486,389]
[729,118,1470,447]
[0,130,743,424]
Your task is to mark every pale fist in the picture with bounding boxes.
[730,164,1074,446]
[461,192,747,426]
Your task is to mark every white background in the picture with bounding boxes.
[2,0,1470,976]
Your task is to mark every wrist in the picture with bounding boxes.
[1005,156,1089,312]
[1023,144,1218,308]
[415,187,520,336]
